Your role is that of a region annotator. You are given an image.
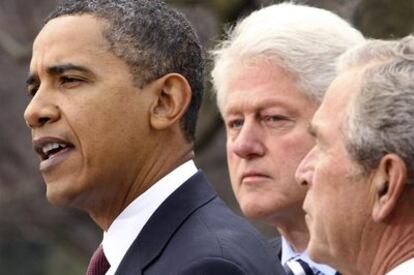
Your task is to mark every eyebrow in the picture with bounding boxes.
[25,63,92,86]
[47,63,91,75]
[223,98,292,117]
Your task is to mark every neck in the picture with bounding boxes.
[272,209,309,252]
[89,132,194,231]
[350,196,414,275]
[369,205,414,274]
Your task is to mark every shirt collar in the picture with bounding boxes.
[101,160,198,275]
[281,237,337,275]
[386,258,414,275]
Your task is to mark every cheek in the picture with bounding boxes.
[226,142,238,167]
[279,132,315,161]
[310,167,337,214]
[226,152,239,186]
[312,167,362,231]
[65,95,113,134]
[273,137,315,182]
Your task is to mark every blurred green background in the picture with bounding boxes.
[0,0,413,274]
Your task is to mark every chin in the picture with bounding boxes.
[239,200,271,221]
[307,240,331,265]
[45,185,79,207]
[307,242,318,260]
[46,193,69,207]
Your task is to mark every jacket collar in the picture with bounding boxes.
[115,171,216,274]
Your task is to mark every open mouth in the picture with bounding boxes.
[34,139,75,160]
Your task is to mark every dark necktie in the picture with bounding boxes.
[86,245,111,275]
[284,258,315,275]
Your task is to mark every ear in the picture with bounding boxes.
[372,154,407,222]
[149,73,191,130]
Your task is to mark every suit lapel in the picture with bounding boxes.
[269,237,283,260]
[115,171,217,274]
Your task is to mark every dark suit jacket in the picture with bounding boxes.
[269,237,283,260]
[114,171,285,274]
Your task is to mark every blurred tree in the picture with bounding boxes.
[354,0,414,38]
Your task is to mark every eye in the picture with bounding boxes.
[260,113,294,129]
[27,84,39,97]
[62,76,74,82]
[262,114,289,123]
[227,118,244,129]
[59,76,84,88]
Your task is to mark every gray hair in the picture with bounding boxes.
[340,35,414,179]
[210,2,364,112]
[46,0,204,142]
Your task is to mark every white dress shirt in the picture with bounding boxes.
[101,160,198,275]
[281,237,337,275]
[386,258,414,275]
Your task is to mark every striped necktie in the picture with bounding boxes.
[284,258,315,275]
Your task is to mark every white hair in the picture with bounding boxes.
[339,35,414,180]
[211,2,364,112]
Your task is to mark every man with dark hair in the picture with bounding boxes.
[24,0,283,274]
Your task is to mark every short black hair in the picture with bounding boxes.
[47,0,204,142]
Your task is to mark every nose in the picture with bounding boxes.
[230,121,265,159]
[295,147,316,189]
[24,89,60,129]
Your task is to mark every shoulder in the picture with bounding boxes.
[184,196,269,249]
[163,196,283,274]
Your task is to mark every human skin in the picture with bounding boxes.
[24,14,192,230]
[295,69,372,275]
[296,67,414,274]
[222,59,318,251]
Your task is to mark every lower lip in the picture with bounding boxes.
[242,175,269,185]
[39,148,74,172]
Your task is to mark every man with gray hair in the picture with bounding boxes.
[24,0,284,274]
[211,2,364,275]
[296,35,414,275]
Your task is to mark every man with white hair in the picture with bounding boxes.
[295,35,414,275]
[211,3,364,275]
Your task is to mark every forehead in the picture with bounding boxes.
[227,60,294,90]
[31,14,110,71]
[312,69,362,134]
[222,60,315,115]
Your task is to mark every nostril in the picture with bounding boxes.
[38,117,50,125]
